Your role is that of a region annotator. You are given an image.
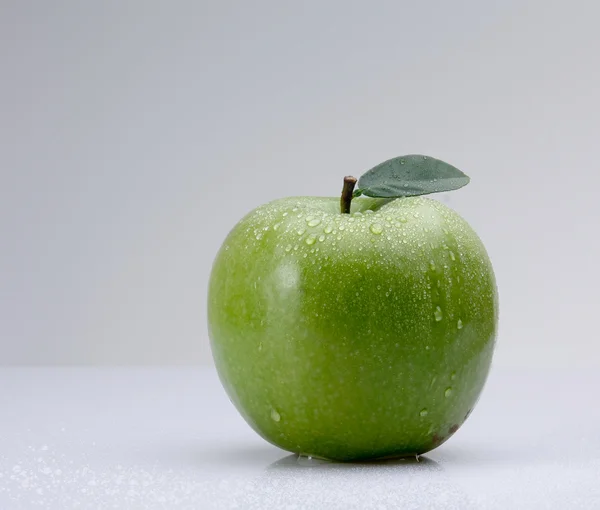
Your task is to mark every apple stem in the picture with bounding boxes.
[340,176,357,214]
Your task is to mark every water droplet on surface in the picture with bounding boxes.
[429,260,436,271]
[296,228,306,236]
[305,235,316,245]
[434,306,443,321]
[324,225,333,234]
[449,251,456,261]
[307,218,321,227]
[400,159,405,165]
[283,212,289,217]
[370,223,383,235]
[271,408,281,422]
[445,387,453,398]
[457,319,463,329]
[423,156,428,160]
[256,233,264,240]
[285,245,292,252]
[420,408,429,417]
[339,225,345,231]
[318,235,325,242]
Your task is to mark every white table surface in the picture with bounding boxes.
[0,366,598,509]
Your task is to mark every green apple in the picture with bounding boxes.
[208,155,498,461]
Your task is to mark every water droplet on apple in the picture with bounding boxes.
[256,233,264,241]
[283,212,289,217]
[307,217,321,227]
[285,245,292,252]
[434,306,443,321]
[305,235,317,245]
[423,156,428,160]
[292,208,299,212]
[449,251,456,261]
[324,225,333,234]
[318,235,325,242]
[419,408,429,417]
[270,408,281,422]
[400,159,405,165]
[429,260,436,271]
[339,225,345,231]
[370,223,383,235]
[444,387,453,398]
[457,319,463,329]
[296,228,306,236]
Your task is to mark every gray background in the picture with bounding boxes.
[1,0,598,367]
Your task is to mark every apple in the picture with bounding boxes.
[208,155,498,461]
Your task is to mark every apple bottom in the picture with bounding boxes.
[213,340,493,462]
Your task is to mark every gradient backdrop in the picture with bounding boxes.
[1,1,599,367]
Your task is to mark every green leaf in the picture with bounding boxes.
[357,155,470,198]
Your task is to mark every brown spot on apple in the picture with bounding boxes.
[448,424,459,434]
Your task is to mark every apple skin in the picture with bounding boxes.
[208,196,498,461]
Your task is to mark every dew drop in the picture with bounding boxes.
[255,233,264,241]
[305,235,317,245]
[445,387,453,398]
[296,228,306,236]
[318,235,325,242]
[457,319,463,329]
[285,244,292,252]
[370,223,383,235]
[324,225,333,234]
[429,260,436,271]
[449,251,456,261]
[271,408,281,422]
[339,225,345,231]
[434,306,443,321]
[307,218,321,227]
[400,159,405,165]
[420,408,429,417]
